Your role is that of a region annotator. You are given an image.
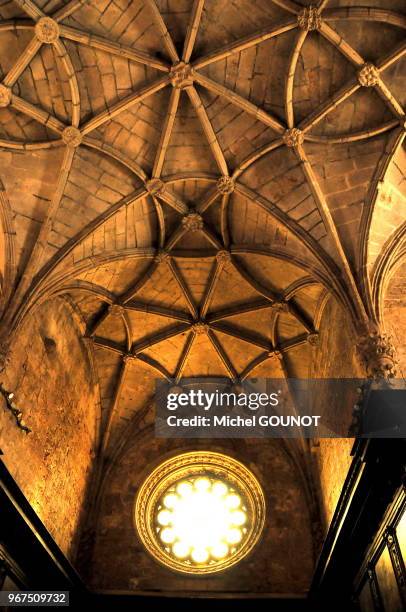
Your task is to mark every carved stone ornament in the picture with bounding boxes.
[217,176,235,195]
[0,84,11,108]
[0,382,31,434]
[283,128,304,148]
[146,178,165,195]
[35,17,60,44]
[108,304,125,317]
[182,211,204,232]
[170,62,193,89]
[297,6,322,31]
[168,384,183,395]
[123,354,136,364]
[62,126,82,147]
[216,249,231,264]
[357,330,397,378]
[192,321,209,335]
[272,300,289,313]
[154,249,170,264]
[307,332,319,346]
[358,63,380,87]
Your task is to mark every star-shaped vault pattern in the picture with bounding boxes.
[0,0,405,455]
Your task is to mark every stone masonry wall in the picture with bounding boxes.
[383,260,406,378]
[0,297,99,559]
[310,296,364,530]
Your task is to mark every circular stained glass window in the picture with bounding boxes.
[134,451,265,574]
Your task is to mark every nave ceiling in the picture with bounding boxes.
[0,0,404,458]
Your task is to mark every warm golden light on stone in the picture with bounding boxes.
[134,451,265,574]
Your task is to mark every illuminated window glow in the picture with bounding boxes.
[155,476,247,565]
[134,451,265,574]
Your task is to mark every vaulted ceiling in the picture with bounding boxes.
[0,0,405,456]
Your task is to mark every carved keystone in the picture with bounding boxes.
[168,384,183,395]
[35,17,60,43]
[297,6,322,31]
[146,178,165,195]
[182,211,204,232]
[216,250,231,264]
[272,300,289,313]
[217,176,235,195]
[123,354,136,364]
[192,321,209,335]
[170,62,193,89]
[307,332,319,346]
[358,63,380,87]
[108,304,125,317]
[0,84,11,108]
[62,126,82,147]
[154,249,170,264]
[283,128,304,148]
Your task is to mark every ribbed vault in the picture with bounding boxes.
[0,0,404,496]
